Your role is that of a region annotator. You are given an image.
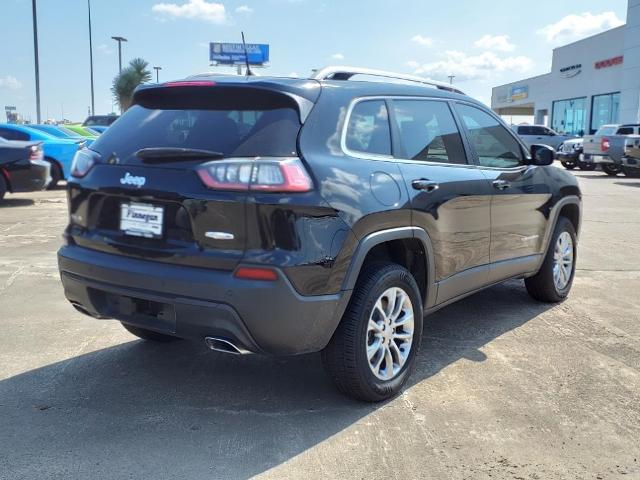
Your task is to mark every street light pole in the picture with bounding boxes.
[31,0,41,123]
[153,66,162,83]
[111,36,128,73]
[87,0,95,115]
[447,74,455,85]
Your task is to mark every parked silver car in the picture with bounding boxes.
[511,125,577,150]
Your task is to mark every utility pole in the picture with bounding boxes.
[111,36,128,73]
[447,74,455,85]
[88,0,95,115]
[31,0,41,123]
[153,66,162,83]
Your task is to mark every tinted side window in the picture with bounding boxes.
[345,100,391,156]
[456,104,523,168]
[617,127,633,135]
[529,126,547,135]
[392,100,466,164]
[518,126,533,135]
[0,128,30,141]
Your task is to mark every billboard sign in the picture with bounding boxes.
[510,85,529,101]
[209,42,269,65]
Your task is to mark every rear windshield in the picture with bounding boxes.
[90,90,301,161]
[595,126,617,136]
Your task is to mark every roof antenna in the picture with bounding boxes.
[241,31,253,76]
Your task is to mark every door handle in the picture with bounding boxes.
[411,179,439,192]
[492,179,511,190]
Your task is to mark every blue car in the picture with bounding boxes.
[30,124,95,146]
[0,124,84,188]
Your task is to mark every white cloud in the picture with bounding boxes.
[235,5,253,14]
[331,53,345,60]
[411,34,433,47]
[406,60,420,69]
[152,0,227,23]
[97,43,113,55]
[410,50,533,82]
[538,11,624,44]
[474,34,515,52]
[0,75,22,90]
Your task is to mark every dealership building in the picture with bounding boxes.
[492,0,640,135]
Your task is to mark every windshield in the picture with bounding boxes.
[91,103,301,162]
[595,126,617,136]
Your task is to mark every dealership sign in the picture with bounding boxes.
[595,55,623,69]
[209,42,269,65]
[559,63,582,78]
[510,85,529,101]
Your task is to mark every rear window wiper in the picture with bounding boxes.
[135,147,225,163]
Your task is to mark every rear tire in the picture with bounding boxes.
[622,166,640,178]
[525,217,576,303]
[602,164,621,176]
[46,159,62,190]
[121,322,179,342]
[0,175,6,201]
[321,262,423,402]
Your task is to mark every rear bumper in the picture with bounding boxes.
[58,245,347,355]
[7,159,50,192]
[582,154,617,164]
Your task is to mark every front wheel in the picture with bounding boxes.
[622,166,640,178]
[578,162,596,171]
[45,159,62,189]
[322,262,423,402]
[525,217,577,303]
[560,159,576,170]
[602,164,621,176]
[0,175,6,201]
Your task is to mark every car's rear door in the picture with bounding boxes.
[389,98,493,305]
[454,102,552,283]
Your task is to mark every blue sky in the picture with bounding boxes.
[0,0,629,122]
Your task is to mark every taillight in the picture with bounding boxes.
[234,267,278,281]
[70,149,100,178]
[601,137,610,152]
[197,157,313,192]
[29,145,43,162]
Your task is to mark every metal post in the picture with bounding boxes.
[31,0,41,123]
[88,0,95,115]
[111,37,128,73]
[153,66,162,83]
[447,74,455,85]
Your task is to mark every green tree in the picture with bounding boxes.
[111,58,152,112]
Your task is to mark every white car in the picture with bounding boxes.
[511,125,577,150]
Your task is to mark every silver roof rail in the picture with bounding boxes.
[311,66,465,95]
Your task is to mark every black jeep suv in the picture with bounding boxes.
[58,67,581,401]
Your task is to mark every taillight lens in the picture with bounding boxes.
[234,267,279,281]
[70,149,100,178]
[197,157,312,192]
[601,137,610,152]
[29,145,43,162]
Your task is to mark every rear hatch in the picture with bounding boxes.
[66,80,319,270]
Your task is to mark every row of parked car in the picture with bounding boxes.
[511,123,640,178]
[0,115,117,200]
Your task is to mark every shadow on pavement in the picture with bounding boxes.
[0,279,553,479]
[0,198,35,208]
[615,181,640,188]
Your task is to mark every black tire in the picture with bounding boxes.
[121,322,179,342]
[578,162,596,171]
[525,217,577,303]
[601,164,621,176]
[321,262,423,402]
[0,175,6,201]
[46,159,62,190]
[622,166,640,178]
[560,160,576,170]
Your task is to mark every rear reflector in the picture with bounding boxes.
[164,80,216,88]
[234,267,278,281]
[197,157,312,193]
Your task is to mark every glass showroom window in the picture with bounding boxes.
[551,97,587,136]
[591,93,620,134]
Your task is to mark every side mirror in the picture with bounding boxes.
[530,144,554,166]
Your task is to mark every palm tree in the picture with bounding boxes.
[112,58,152,112]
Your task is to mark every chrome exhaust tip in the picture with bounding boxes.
[204,337,252,355]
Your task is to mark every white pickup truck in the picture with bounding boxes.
[623,136,640,177]
[582,124,640,176]
[511,124,577,150]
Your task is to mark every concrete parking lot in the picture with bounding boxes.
[0,169,639,480]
